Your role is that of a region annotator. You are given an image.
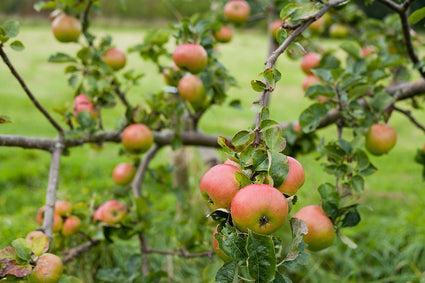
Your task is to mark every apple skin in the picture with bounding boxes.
[29,253,63,283]
[230,184,288,235]
[302,75,321,92]
[62,216,81,236]
[36,207,63,232]
[113,163,136,186]
[293,205,335,251]
[300,52,321,75]
[329,23,349,39]
[360,46,374,58]
[51,14,81,43]
[200,164,242,211]
[73,94,98,118]
[55,201,72,216]
[25,231,48,245]
[224,0,251,24]
[214,26,233,43]
[365,124,397,156]
[172,43,208,74]
[212,225,233,261]
[269,19,283,41]
[277,156,305,195]
[93,200,127,224]
[121,124,154,155]
[178,74,206,105]
[102,48,127,71]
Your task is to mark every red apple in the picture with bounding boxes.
[300,52,321,75]
[113,163,136,186]
[277,156,305,195]
[269,19,283,41]
[62,216,81,236]
[73,94,98,118]
[172,43,208,74]
[293,205,335,251]
[178,74,206,105]
[365,124,397,156]
[329,23,349,39]
[51,14,81,43]
[292,122,302,133]
[302,75,321,92]
[102,48,127,71]
[214,26,233,43]
[212,225,232,261]
[360,46,374,58]
[95,200,127,224]
[230,184,288,235]
[121,123,154,155]
[29,253,63,283]
[200,164,242,211]
[224,0,251,24]
[55,201,72,216]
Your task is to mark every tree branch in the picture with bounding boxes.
[131,144,161,198]
[0,45,65,134]
[392,105,425,134]
[61,238,101,263]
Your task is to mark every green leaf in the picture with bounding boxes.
[216,224,247,261]
[134,197,148,222]
[299,103,328,133]
[58,275,84,283]
[48,52,77,63]
[218,136,236,154]
[265,127,286,152]
[251,80,266,92]
[271,272,292,283]
[281,218,309,267]
[268,151,288,188]
[232,130,254,151]
[33,1,57,11]
[0,115,12,124]
[337,229,357,249]
[30,234,49,256]
[304,85,334,98]
[11,239,31,262]
[0,246,16,263]
[340,41,361,59]
[341,208,361,228]
[311,69,333,84]
[10,40,24,51]
[246,230,276,283]
[3,21,19,38]
[408,7,425,25]
[215,261,238,283]
[262,68,275,84]
[260,119,279,131]
[350,175,364,193]
[235,171,252,189]
[318,183,339,220]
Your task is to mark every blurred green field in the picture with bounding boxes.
[1,21,425,282]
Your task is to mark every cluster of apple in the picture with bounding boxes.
[36,201,81,236]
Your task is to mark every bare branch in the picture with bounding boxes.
[393,106,425,134]
[131,144,161,198]
[61,238,101,263]
[0,45,65,134]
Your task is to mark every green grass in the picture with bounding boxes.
[1,21,425,282]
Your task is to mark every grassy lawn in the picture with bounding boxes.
[1,20,425,282]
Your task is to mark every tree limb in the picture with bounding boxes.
[61,238,101,263]
[392,105,425,134]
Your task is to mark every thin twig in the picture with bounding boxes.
[61,238,101,263]
[131,144,161,198]
[393,106,425,134]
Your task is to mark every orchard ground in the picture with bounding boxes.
[1,21,425,282]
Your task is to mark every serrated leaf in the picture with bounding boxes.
[252,149,269,172]
[299,103,328,133]
[48,52,77,63]
[0,261,32,278]
[251,80,266,92]
[281,218,309,265]
[216,224,247,261]
[0,246,16,263]
[11,239,31,262]
[246,230,276,283]
[268,151,288,188]
[232,130,253,147]
[235,171,252,189]
[265,127,286,152]
[215,261,238,283]
[408,7,425,25]
[10,40,24,51]
[3,21,19,38]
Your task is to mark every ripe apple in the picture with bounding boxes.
[102,48,127,71]
[200,164,242,211]
[277,156,305,195]
[329,23,349,39]
[300,52,321,75]
[360,46,374,58]
[25,231,48,245]
[269,19,283,41]
[29,253,63,283]
[178,74,206,105]
[94,200,127,224]
[214,26,233,43]
[293,205,335,251]
[36,207,63,232]
[309,17,325,34]
[55,201,72,216]
[73,94,99,118]
[212,225,232,261]
[51,14,82,43]
[317,95,329,103]
[230,184,288,235]
[365,124,397,156]
[172,43,208,74]
[224,0,251,24]
[113,163,136,186]
[121,123,154,155]
[62,216,81,236]
[302,75,321,92]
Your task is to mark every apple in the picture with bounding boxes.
[62,216,81,236]
[269,19,283,41]
[309,17,325,35]
[51,14,82,43]
[121,123,154,155]
[365,124,397,156]
[212,225,232,261]
[292,122,301,133]
[214,26,233,43]
[94,200,127,224]
[230,184,288,235]
[25,231,48,245]
[178,74,206,105]
[29,253,63,283]
[113,163,136,186]
[36,207,63,232]
[172,43,208,74]
[360,46,374,58]
[49,9,62,21]
[317,95,329,103]
[200,164,242,211]
[302,75,321,92]
[293,205,335,251]
[329,23,349,39]
[55,201,72,216]
[300,52,321,75]
[277,156,305,195]
[224,0,251,24]
[102,48,127,71]
[73,94,99,118]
